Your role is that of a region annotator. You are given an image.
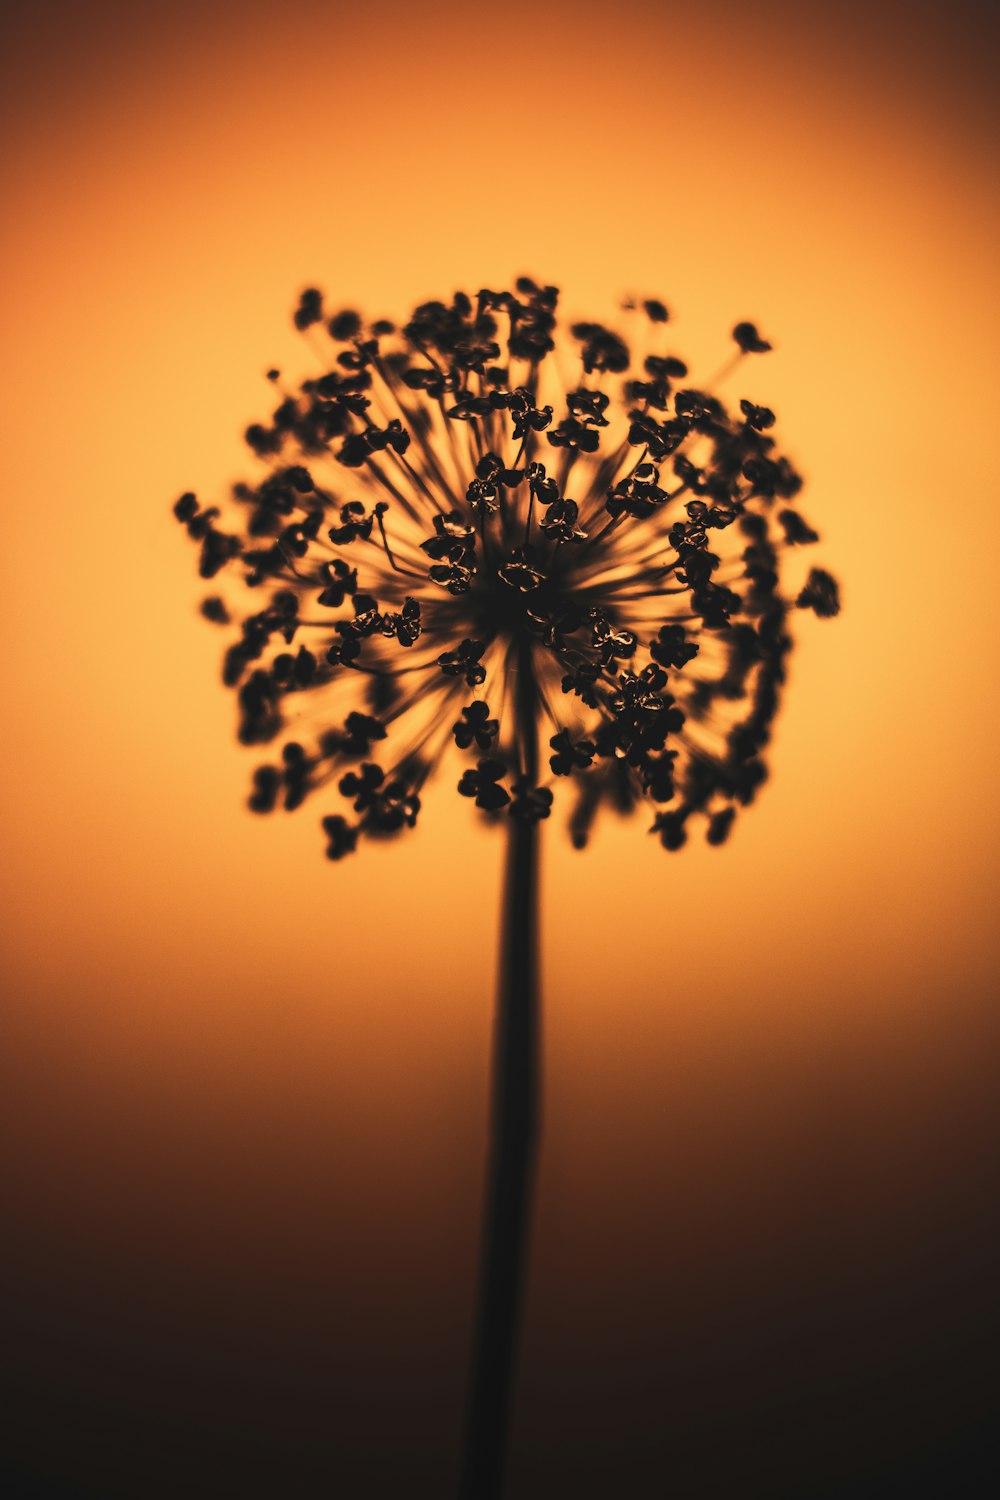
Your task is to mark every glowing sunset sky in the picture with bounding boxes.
[2,2,997,1493]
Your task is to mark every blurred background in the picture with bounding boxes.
[2,1,998,1494]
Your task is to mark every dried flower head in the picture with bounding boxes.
[175,278,839,859]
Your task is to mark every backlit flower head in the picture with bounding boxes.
[175,277,839,858]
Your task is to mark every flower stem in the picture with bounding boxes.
[459,655,541,1498]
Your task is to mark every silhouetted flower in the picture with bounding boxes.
[175,278,838,858]
[454,702,499,752]
[458,759,511,811]
[796,567,841,618]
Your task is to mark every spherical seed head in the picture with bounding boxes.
[174,280,838,859]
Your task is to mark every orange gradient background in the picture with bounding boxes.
[2,2,998,1494]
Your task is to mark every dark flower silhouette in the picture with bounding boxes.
[174,277,838,862]
[458,758,511,812]
[174,277,839,1500]
[454,702,500,752]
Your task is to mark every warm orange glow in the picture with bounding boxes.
[3,1,997,1492]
